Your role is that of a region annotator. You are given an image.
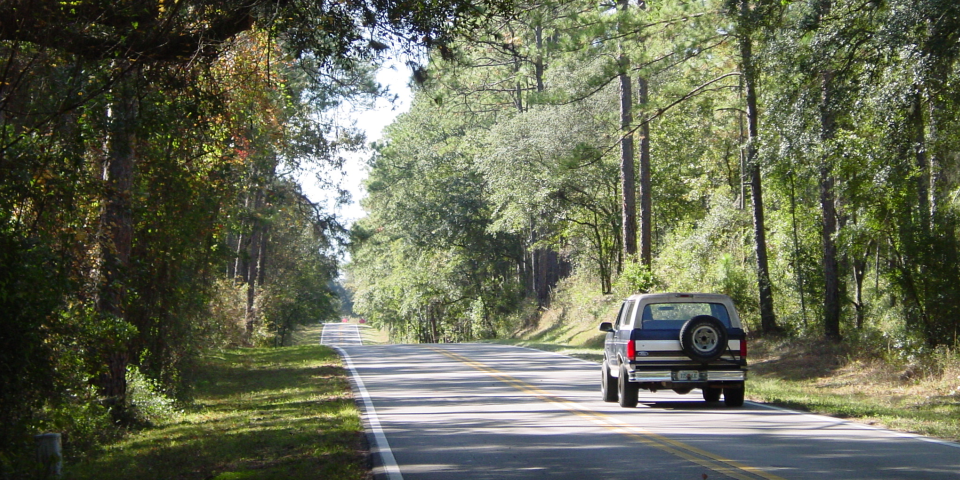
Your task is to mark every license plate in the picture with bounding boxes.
[674,370,701,381]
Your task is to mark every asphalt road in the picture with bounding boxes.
[337,343,960,480]
[320,322,363,346]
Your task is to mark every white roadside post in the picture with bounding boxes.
[34,432,62,477]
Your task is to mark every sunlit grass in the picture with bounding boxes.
[749,375,960,441]
[358,324,391,345]
[68,344,366,480]
[748,340,960,443]
[498,314,960,444]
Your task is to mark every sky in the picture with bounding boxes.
[298,61,413,226]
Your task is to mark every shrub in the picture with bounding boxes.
[613,259,659,296]
[125,366,180,427]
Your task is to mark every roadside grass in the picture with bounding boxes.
[358,324,390,345]
[68,339,367,480]
[498,293,960,444]
[287,322,325,346]
[748,338,960,442]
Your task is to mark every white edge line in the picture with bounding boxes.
[750,401,960,449]
[334,346,404,480]
[501,343,960,450]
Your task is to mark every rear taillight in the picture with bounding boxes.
[739,337,748,358]
[627,339,636,361]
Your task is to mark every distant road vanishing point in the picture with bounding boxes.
[320,322,363,346]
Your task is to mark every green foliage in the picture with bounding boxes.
[125,366,181,426]
[205,279,250,349]
[11,0,960,466]
[346,0,960,353]
[349,92,528,343]
[255,216,340,347]
[613,259,659,296]
[70,345,366,480]
[0,232,64,464]
[1,0,506,468]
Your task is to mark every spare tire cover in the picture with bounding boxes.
[679,315,728,363]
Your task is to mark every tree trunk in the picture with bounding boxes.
[430,303,440,343]
[619,72,636,260]
[226,232,237,279]
[738,96,747,210]
[788,171,808,328]
[739,13,778,334]
[617,1,636,260]
[820,166,841,339]
[242,188,265,336]
[244,233,258,335]
[534,24,545,93]
[97,70,138,416]
[820,71,841,340]
[923,18,950,224]
[534,248,557,305]
[910,91,930,234]
[234,190,250,283]
[234,231,247,282]
[637,77,652,267]
[927,100,942,222]
[509,26,524,113]
[851,239,872,330]
[256,226,269,287]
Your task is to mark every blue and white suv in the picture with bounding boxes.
[599,293,748,408]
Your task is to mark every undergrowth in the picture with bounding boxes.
[65,343,365,480]
[504,272,960,443]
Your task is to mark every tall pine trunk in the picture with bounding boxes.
[97,70,138,417]
[529,23,562,304]
[618,0,637,260]
[244,189,265,335]
[638,77,652,267]
[738,8,778,334]
[820,71,841,340]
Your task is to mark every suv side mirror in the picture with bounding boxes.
[598,322,614,332]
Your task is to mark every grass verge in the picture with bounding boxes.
[748,337,960,442]
[498,292,960,444]
[68,339,366,480]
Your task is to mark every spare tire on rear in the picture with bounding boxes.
[679,315,727,363]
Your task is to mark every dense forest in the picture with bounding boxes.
[4,0,960,474]
[0,0,506,474]
[348,0,960,352]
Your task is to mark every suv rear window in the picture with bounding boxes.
[639,303,731,329]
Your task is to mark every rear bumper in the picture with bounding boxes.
[629,369,747,383]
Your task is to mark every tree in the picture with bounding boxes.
[724,0,780,335]
[0,0,513,461]
[617,0,638,260]
[351,93,526,341]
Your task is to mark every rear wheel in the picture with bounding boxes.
[601,361,618,402]
[723,384,745,407]
[701,387,721,402]
[618,365,639,408]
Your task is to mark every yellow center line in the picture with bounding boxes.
[428,345,787,480]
